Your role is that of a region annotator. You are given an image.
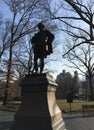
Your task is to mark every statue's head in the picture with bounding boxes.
[38,22,45,30]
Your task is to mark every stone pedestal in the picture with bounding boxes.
[10,73,66,130]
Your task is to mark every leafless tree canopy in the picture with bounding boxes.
[49,0,94,55]
[1,0,94,101]
[47,0,94,100]
[1,0,57,104]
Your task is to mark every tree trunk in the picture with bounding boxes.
[3,43,13,105]
[89,76,94,100]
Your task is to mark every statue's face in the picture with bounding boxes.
[38,23,44,30]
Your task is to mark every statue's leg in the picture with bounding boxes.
[40,57,44,73]
[34,56,38,73]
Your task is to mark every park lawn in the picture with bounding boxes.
[57,100,94,113]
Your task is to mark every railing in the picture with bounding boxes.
[82,105,94,116]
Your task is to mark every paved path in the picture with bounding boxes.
[63,114,94,130]
[0,110,94,130]
[0,110,14,130]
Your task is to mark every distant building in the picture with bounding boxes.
[56,70,81,99]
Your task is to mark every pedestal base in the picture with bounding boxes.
[10,74,66,130]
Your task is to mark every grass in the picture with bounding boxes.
[57,100,94,113]
[0,99,94,114]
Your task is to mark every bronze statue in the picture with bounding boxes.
[31,23,54,73]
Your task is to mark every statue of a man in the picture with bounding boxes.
[31,23,54,73]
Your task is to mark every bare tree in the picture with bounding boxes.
[0,20,12,56]
[45,0,94,100]
[49,0,94,54]
[64,42,94,100]
[2,0,51,104]
[13,35,34,77]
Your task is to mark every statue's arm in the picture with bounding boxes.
[46,30,54,44]
[45,30,55,54]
